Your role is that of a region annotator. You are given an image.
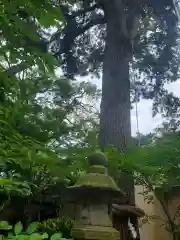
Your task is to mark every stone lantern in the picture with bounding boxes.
[68,152,124,240]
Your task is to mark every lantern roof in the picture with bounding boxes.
[112,204,145,217]
[68,152,124,200]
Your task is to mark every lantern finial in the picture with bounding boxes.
[87,151,108,167]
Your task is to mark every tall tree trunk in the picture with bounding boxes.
[99,3,138,239]
[100,3,134,204]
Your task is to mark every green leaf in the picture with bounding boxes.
[8,232,13,238]
[14,222,23,235]
[0,221,12,230]
[51,233,63,240]
[15,234,29,240]
[29,233,42,240]
[26,222,38,234]
[41,233,49,239]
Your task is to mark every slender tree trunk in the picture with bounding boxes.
[99,3,138,239]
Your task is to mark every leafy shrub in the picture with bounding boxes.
[0,221,68,240]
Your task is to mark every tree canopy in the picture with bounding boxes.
[50,0,180,117]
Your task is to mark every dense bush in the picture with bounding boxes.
[0,221,69,240]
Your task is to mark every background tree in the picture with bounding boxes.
[2,0,180,239]
[50,0,180,208]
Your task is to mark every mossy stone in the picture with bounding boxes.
[69,151,124,198]
[87,151,108,167]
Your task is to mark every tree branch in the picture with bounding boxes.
[4,62,29,77]
[2,11,105,77]
[53,14,105,57]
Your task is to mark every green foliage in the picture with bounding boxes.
[105,131,180,238]
[0,116,68,196]
[0,0,101,228]
[0,178,31,197]
[120,133,180,191]
[38,217,74,238]
[0,221,12,230]
[0,0,63,76]
[0,221,68,240]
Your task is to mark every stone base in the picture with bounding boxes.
[71,225,120,240]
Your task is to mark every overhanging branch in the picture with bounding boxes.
[4,62,29,76]
[3,13,105,77]
[53,14,105,56]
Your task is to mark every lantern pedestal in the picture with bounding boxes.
[72,225,119,240]
[73,202,120,240]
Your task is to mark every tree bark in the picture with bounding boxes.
[100,3,134,203]
[99,3,137,239]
